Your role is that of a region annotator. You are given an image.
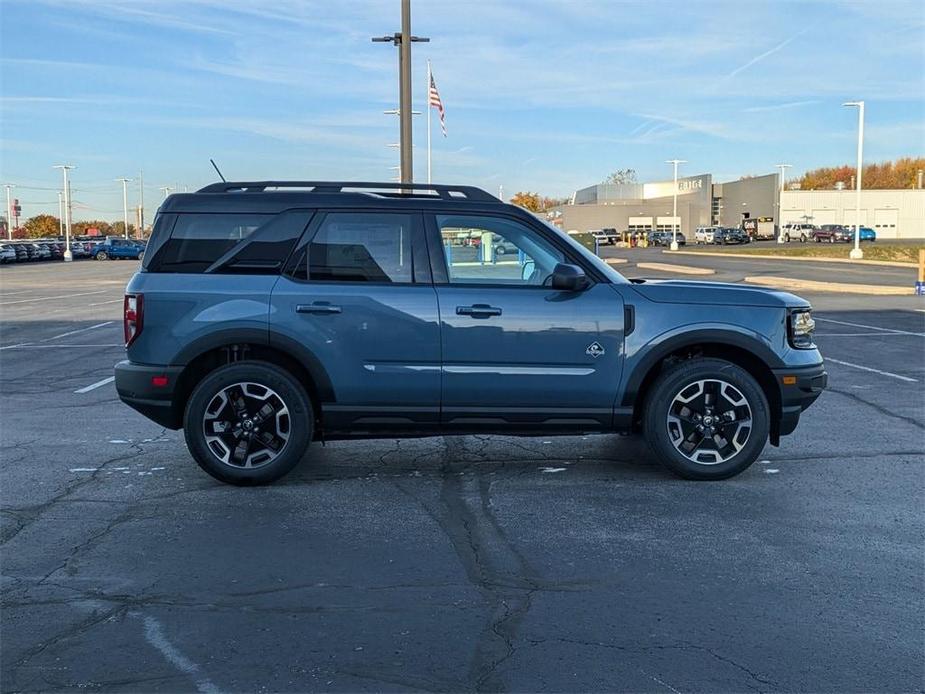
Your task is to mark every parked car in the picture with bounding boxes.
[714,228,750,245]
[845,225,877,242]
[780,223,816,243]
[29,243,51,260]
[10,243,31,262]
[92,238,145,260]
[490,235,520,256]
[0,243,17,263]
[115,179,826,486]
[70,242,90,258]
[811,224,853,243]
[647,230,687,247]
[590,229,620,246]
[693,226,720,244]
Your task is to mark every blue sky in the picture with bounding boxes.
[1,0,923,221]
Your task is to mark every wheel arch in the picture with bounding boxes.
[623,331,783,439]
[169,330,335,433]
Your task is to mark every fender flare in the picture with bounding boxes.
[171,327,336,403]
[620,326,782,409]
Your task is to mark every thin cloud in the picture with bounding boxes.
[742,100,822,113]
[725,30,809,79]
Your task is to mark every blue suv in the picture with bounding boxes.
[115,181,826,485]
[92,237,145,261]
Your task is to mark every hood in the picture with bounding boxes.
[629,279,809,308]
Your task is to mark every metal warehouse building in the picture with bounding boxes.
[781,189,925,239]
[557,173,924,239]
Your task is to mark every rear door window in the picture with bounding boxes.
[306,212,414,283]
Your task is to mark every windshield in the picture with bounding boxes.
[536,217,629,284]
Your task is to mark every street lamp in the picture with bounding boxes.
[843,101,865,260]
[666,159,686,250]
[53,165,74,262]
[775,163,792,243]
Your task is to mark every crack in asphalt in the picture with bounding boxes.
[826,387,925,431]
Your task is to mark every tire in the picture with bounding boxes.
[183,361,313,485]
[643,357,770,480]
[95,251,108,261]
[800,234,807,243]
[495,247,505,256]
[783,233,790,243]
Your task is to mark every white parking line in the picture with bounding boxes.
[815,332,923,337]
[44,321,114,342]
[1,343,123,349]
[74,376,115,393]
[0,290,108,306]
[814,316,925,337]
[826,358,918,383]
[86,299,124,307]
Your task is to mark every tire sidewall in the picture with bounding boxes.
[183,361,313,485]
[644,358,770,480]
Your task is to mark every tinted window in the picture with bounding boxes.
[306,212,413,283]
[148,214,271,273]
[437,214,565,286]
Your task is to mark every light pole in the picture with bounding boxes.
[160,186,172,200]
[775,163,792,243]
[843,101,865,259]
[373,0,429,184]
[666,159,686,250]
[116,178,132,238]
[57,191,64,236]
[53,165,74,261]
[4,184,12,240]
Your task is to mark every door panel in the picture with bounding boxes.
[437,284,624,427]
[429,212,624,429]
[270,211,440,430]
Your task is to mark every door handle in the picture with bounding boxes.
[296,303,342,314]
[456,304,502,317]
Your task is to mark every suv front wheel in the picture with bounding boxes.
[643,358,769,480]
[184,361,314,485]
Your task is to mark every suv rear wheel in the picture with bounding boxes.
[95,250,108,260]
[643,358,769,480]
[184,361,313,485]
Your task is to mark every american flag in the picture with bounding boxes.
[429,71,446,137]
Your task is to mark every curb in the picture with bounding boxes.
[664,250,918,269]
[636,262,715,275]
[743,276,916,296]
[604,258,628,265]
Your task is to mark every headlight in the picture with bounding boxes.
[789,309,816,349]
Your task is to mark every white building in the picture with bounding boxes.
[781,189,925,239]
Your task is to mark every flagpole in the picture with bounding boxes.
[426,59,432,184]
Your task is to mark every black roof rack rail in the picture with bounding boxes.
[195,180,498,202]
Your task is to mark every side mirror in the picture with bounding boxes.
[551,263,587,291]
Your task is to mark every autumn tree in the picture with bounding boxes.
[73,219,113,236]
[603,168,638,185]
[510,191,543,212]
[798,157,925,190]
[110,221,137,237]
[23,214,60,238]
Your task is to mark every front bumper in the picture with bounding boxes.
[114,360,184,429]
[772,362,827,439]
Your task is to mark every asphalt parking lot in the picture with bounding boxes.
[1,259,923,692]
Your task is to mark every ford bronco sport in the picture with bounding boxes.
[115,181,826,485]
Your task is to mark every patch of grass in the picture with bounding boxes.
[681,243,924,264]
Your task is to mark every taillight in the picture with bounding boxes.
[124,293,144,347]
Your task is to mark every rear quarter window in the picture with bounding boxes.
[145,213,272,273]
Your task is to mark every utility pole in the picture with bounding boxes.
[843,101,865,260]
[373,0,429,184]
[775,163,792,243]
[58,191,64,237]
[139,170,145,238]
[665,159,687,251]
[53,165,74,261]
[116,178,132,238]
[4,185,12,240]
[160,186,172,200]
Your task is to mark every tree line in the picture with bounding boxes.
[797,157,924,190]
[7,214,136,239]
